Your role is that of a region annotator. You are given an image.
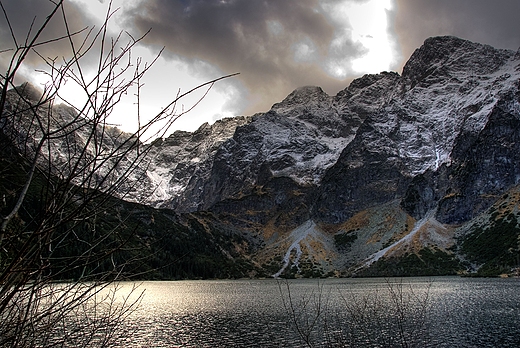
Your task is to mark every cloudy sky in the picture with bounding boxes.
[2,0,520,134]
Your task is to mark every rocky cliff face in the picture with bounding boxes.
[3,36,520,277]
[139,116,252,209]
[315,36,520,225]
[206,36,519,276]
[140,71,401,213]
[148,37,519,227]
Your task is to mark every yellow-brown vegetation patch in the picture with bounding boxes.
[491,190,520,220]
[262,219,278,240]
[364,211,408,245]
[320,210,370,234]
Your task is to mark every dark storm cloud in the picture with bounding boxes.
[122,0,365,113]
[0,0,92,84]
[394,0,520,70]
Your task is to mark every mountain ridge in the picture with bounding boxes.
[3,35,520,278]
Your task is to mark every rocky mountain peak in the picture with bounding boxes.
[402,36,516,88]
[12,82,43,102]
[271,86,329,111]
[313,36,520,224]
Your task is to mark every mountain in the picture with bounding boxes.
[317,36,520,225]
[3,36,520,278]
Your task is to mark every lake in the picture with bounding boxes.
[108,277,520,347]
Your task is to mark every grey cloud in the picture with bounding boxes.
[0,1,90,71]
[5,0,519,122]
[122,0,364,114]
[394,0,520,71]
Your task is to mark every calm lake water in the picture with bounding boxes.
[110,277,520,347]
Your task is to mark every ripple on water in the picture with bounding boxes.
[106,277,520,347]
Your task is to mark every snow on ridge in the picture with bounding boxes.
[385,50,520,176]
[270,134,354,185]
[145,169,172,202]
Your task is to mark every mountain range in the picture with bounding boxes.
[3,36,520,278]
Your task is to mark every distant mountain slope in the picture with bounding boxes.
[3,36,520,278]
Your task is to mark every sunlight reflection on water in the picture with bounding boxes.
[106,277,520,347]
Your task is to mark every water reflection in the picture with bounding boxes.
[106,277,520,347]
